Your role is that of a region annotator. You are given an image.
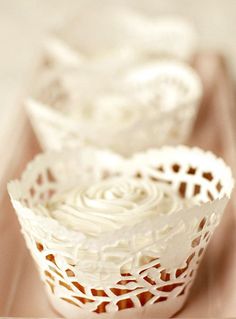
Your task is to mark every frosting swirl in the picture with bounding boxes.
[45,177,191,237]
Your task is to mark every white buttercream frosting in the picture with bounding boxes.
[38,177,196,238]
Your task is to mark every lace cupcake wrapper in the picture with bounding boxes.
[8,146,234,317]
[27,60,202,156]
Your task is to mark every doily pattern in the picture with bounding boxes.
[27,61,202,156]
[8,146,233,317]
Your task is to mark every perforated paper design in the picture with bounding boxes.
[8,146,233,317]
[27,61,202,156]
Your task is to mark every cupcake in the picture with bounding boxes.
[8,146,234,318]
[45,4,197,68]
[26,60,202,156]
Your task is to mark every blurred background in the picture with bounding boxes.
[0,0,235,141]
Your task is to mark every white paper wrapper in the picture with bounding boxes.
[8,146,234,318]
[44,5,197,68]
[26,61,202,156]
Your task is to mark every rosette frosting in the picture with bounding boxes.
[38,177,196,238]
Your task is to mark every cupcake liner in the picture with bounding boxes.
[44,6,197,68]
[26,61,202,155]
[8,146,234,318]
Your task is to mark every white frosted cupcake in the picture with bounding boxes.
[8,146,234,318]
[45,4,197,68]
[27,60,202,155]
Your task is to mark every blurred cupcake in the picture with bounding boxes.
[26,60,202,156]
[8,146,234,318]
[44,4,197,68]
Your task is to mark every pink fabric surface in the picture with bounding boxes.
[0,53,235,317]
